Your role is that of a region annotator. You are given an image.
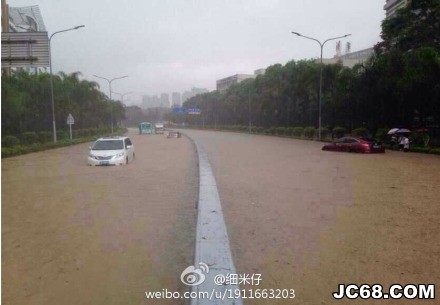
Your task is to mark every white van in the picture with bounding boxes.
[155,123,164,134]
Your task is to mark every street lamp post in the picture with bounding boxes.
[49,25,85,143]
[111,91,133,104]
[291,31,351,140]
[248,90,252,134]
[93,75,128,133]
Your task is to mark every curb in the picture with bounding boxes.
[181,132,242,305]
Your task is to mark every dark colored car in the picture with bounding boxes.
[322,137,385,153]
[167,131,181,138]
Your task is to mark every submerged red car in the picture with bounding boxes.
[322,137,385,153]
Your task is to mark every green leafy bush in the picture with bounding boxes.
[429,148,440,155]
[252,127,262,134]
[21,132,39,145]
[285,127,294,136]
[276,127,286,135]
[292,127,304,137]
[352,127,369,137]
[375,127,389,141]
[409,131,429,147]
[2,146,24,157]
[57,130,68,140]
[320,127,329,139]
[267,127,277,135]
[409,147,430,153]
[304,126,316,139]
[333,126,347,138]
[2,135,20,147]
[38,131,53,143]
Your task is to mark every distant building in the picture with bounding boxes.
[216,74,255,92]
[160,93,169,107]
[142,95,165,109]
[384,0,409,18]
[182,87,209,102]
[171,92,181,106]
[321,45,374,68]
[254,68,266,76]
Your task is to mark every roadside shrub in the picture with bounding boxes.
[78,128,91,137]
[292,127,304,137]
[304,126,316,139]
[38,131,53,143]
[90,128,100,136]
[268,126,277,135]
[21,131,39,145]
[72,130,80,138]
[276,127,286,135]
[409,131,428,147]
[2,146,25,157]
[285,127,294,136]
[375,127,389,141]
[320,127,329,139]
[409,147,431,153]
[428,138,440,148]
[429,148,440,155]
[254,127,264,134]
[333,126,347,138]
[352,127,369,137]
[57,130,68,140]
[2,135,20,147]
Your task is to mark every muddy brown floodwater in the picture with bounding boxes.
[2,129,198,305]
[183,129,440,305]
[3,128,440,305]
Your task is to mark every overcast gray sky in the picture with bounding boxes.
[9,0,386,105]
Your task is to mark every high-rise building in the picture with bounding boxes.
[160,93,169,107]
[142,94,166,109]
[384,0,409,18]
[172,92,181,106]
[216,74,255,92]
[182,87,209,102]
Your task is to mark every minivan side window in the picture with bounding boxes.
[125,138,132,148]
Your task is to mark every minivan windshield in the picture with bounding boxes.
[92,140,124,150]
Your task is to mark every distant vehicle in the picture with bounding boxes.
[167,131,181,138]
[139,122,154,134]
[88,136,135,166]
[155,123,164,134]
[322,137,385,153]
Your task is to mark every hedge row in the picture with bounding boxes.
[2,128,114,148]
[2,127,127,158]
[189,124,439,145]
[193,125,349,139]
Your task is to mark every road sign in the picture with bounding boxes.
[173,106,185,113]
[187,107,201,115]
[67,114,74,140]
[66,113,74,125]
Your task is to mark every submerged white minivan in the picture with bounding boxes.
[88,136,135,166]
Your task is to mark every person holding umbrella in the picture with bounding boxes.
[388,128,410,150]
[396,129,411,152]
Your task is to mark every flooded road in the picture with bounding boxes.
[3,128,440,305]
[2,130,198,305]
[183,129,440,305]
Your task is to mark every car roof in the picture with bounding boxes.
[96,136,128,141]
